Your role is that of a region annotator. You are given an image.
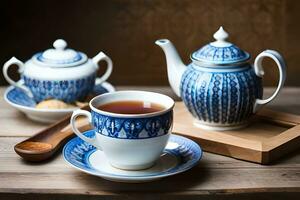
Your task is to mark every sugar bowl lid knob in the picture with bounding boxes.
[53,39,67,50]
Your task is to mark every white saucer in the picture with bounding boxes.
[4,82,115,123]
[63,130,202,183]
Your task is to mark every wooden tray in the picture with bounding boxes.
[173,102,300,164]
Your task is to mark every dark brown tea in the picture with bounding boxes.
[98,101,165,114]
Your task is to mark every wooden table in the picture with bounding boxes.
[0,86,299,200]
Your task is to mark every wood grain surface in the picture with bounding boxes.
[0,86,299,200]
[173,102,300,164]
[1,0,300,86]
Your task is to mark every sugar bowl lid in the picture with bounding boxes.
[191,27,250,65]
[32,39,87,67]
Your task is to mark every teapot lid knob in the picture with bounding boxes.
[213,26,228,41]
[53,39,67,50]
[211,26,231,47]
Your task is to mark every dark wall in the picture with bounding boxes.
[1,0,299,86]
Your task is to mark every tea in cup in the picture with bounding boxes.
[70,91,174,170]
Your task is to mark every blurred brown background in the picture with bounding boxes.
[0,0,299,86]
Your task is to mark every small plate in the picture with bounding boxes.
[63,130,202,183]
[4,82,115,123]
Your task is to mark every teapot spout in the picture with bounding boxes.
[155,39,186,97]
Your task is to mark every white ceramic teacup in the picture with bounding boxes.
[70,91,175,170]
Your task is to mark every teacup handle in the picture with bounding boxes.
[92,52,113,85]
[70,109,102,150]
[253,50,286,113]
[3,57,33,97]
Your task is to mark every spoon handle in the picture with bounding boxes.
[14,105,90,161]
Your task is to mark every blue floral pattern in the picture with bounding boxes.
[63,131,202,180]
[91,111,173,139]
[192,44,250,64]
[5,83,111,108]
[6,88,36,107]
[22,74,96,103]
[36,52,83,65]
[180,63,262,126]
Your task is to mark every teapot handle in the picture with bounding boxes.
[3,57,33,97]
[253,50,286,113]
[92,52,113,85]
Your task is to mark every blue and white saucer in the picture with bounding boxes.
[4,81,115,123]
[63,130,202,183]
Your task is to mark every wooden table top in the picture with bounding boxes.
[0,86,299,200]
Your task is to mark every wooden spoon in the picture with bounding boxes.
[14,106,91,162]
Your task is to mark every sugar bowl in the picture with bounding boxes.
[3,39,113,103]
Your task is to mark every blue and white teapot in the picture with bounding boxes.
[156,27,286,130]
[3,39,113,103]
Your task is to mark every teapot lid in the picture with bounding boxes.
[32,39,88,67]
[191,27,250,65]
